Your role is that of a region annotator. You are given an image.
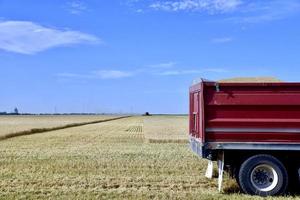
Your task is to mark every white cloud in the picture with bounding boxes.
[57,66,228,80]
[225,0,300,23]
[136,9,144,13]
[131,0,300,23]
[58,70,134,80]
[158,69,201,75]
[158,68,228,75]
[149,62,176,69]
[93,70,134,79]
[211,37,233,43]
[56,73,93,79]
[67,1,88,15]
[149,0,242,13]
[203,68,229,73]
[0,21,100,54]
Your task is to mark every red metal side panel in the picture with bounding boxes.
[203,83,300,144]
[189,92,193,136]
[189,82,205,142]
[199,82,205,142]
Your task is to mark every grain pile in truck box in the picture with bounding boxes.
[219,76,281,83]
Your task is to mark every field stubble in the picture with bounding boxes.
[0,115,120,136]
[143,115,188,143]
[0,116,298,199]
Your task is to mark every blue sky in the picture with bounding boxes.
[1,0,300,114]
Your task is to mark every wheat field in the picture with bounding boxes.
[144,115,188,143]
[0,116,298,199]
[0,115,119,136]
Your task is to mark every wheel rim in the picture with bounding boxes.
[250,164,279,192]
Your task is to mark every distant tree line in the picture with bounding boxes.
[0,111,125,116]
[0,107,19,115]
[0,109,184,116]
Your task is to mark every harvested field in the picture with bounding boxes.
[0,115,121,138]
[143,115,188,143]
[0,116,298,199]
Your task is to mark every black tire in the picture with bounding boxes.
[238,154,288,196]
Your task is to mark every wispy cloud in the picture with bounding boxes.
[157,68,228,75]
[158,70,200,75]
[212,0,300,23]
[204,68,229,73]
[147,62,229,75]
[57,70,134,80]
[56,73,93,79]
[149,61,176,69]
[129,0,300,23]
[0,21,100,55]
[67,1,88,15]
[211,37,233,43]
[57,66,228,80]
[235,0,300,23]
[94,70,134,79]
[149,0,242,13]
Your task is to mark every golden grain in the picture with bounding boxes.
[0,116,297,199]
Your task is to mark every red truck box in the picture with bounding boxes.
[189,79,300,196]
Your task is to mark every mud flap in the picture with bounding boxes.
[205,161,213,179]
[217,151,224,192]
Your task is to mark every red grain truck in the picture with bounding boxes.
[189,79,300,196]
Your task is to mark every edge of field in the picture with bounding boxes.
[0,116,131,141]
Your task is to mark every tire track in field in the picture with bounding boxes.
[0,116,131,141]
[125,118,144,140]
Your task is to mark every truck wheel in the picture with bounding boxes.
[238,154,288,196]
